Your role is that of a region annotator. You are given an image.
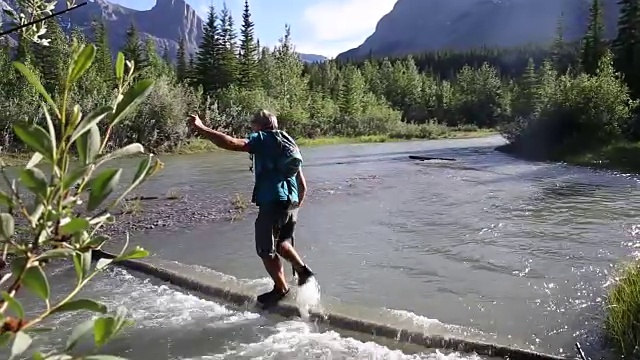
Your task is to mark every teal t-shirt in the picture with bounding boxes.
[247,131,299,206]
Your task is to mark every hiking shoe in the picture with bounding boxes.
[256,287,290,305]
[296,265,314,286]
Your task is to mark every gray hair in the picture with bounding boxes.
[251,109,278,130]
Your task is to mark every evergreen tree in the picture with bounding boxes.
[161,43,171,64]
[32,19,68,93]
[551,12,565,69]
[613,0,640,96]
[195,6,221,94]
[122,22,146,71]
[176,35,189,82]
[238,0,259,88]
[581,0,606,75]
[338,65,366,118]
[217,3,238,89]
[92,19,114,87]
[144,38,165,76]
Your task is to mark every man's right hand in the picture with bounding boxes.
[188,114,204,129]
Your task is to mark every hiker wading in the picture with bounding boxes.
[187,110,315,305]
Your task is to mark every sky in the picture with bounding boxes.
[108,0,396,57]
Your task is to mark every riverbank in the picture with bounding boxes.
[496,140,640,174]
[0,127,496,165]
[171,127,497,155]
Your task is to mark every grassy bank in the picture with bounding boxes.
[562,141,640,173]
[172,127,497,154]
[605,260,640,357]
[496,140,640,173]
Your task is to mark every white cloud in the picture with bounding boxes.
[301,0,396,51]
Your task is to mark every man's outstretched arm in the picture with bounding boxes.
[189,115,249,152]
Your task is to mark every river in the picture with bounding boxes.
[6,135,640,359]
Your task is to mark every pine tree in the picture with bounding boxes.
[122,22,146,72]
[195,6,221,94]
[92,19,114,87]
[176,35,188,82]
[144,38,164,76]
[581,0,606,75]
[238,0,258,88]
[32,19,68,93]
[218,3,238,89]
[338,65,366,118]
[613,0,640,96]
[161,43,171,64]
[551,12,565,69]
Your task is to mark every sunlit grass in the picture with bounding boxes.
[605,260,640,357]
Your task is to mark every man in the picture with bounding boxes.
[187,110,315,306]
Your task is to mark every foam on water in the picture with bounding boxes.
[28,267,489,359]
[296,276,322,319]
[195,321,483,360]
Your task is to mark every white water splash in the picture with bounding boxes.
[198,321,483,360]
[296,276,322,319]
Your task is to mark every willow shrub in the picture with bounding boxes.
[0,40,163,358]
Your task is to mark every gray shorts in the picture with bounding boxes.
[255,201,298,259]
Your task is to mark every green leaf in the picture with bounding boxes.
[96,258,112,270]
[68,44,96,84]
[66,318,95,351]
[109,155,152,208]
[110,79,154,127]
[117,246,149,261]
[75,124,101,165]
[0,332,11,347]
[10,331,31,359]
[84,235,108,248]
[86,169,122,211]
[12,62,58,113]
[82,250,92,278]
[1,292,24,319]
[22,265,49,300]
[52,298,107,315]
[115,52,125,82]
[0,213,14,240]
[132,156,152,184]
[38,248,75,260]
[93,317,116,347]
[62,165,90,191]
[72,252,83,281]
[0,190,12,207]
[13,122,53,161]
[60,218,90,235]
[42,105,57,153]
[70,106,112,144]
[97,143,144,166]
[25,152,43,169]
[19,168,48,197]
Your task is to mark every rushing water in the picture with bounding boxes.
[8,135,640,359]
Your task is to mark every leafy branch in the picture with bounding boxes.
[0,36,162,359]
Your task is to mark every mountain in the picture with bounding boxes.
[0,0,327,62]
[337,0,620,61]
[298,53,327,63]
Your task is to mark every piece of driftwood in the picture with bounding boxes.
[409,155,456,161]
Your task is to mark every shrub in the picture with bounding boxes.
[0,43,160,358]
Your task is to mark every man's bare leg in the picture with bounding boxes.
[277,241,305,270]
[277,241,314,285]
[262,256,288,292]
